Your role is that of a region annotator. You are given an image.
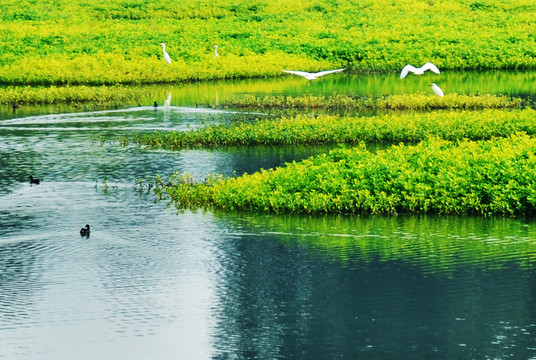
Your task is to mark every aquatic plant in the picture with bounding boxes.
[0,85,158,106]
[133,108,536,149]
[161,134,536,215]
[220,93,524,111]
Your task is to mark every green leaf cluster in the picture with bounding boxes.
[222,93,524,111]
[1,0,535,85]
[162,134,536,215]
[134,108,536,148]
[0,85,155,106]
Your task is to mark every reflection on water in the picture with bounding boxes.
[151,70,536,106]
[1,70,535,120]
[1,83,536,358]
[236,214,536,273]
[209,213,536,359]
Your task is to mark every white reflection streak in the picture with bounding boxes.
[0,106,255,127]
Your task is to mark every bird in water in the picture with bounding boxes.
[400,62,440,79]
[431,83,444,97]
[160,43,172,64]
[80,224,90,237]
[153,101,158,110]
[29,175,40,185]
[281,68,345,80]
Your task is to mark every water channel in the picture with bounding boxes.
[1,72,536,359]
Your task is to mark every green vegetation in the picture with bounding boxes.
[0,0,535,85]
[219,94,524,111]
[159,134,536,215]
[3,0,536,217]
[133,108,536,148]
[0,85,160,107]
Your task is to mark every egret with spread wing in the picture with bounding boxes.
[282,69,344,80]
[400,62,440,79]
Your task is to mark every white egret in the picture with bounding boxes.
[214,45,219,58]
[400,62,440,79]
[281,68,345,80]
[160,43,172,64]
[431,83,444,97]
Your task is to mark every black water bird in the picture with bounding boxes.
[29,175,40,185]
[80,224,90,237]
[153,101,158,110]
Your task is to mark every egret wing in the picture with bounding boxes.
[163,53,172,64]
[400,64,417,79]
[282,70,312,78]
[313,68,345,77]
[422,62,440,74]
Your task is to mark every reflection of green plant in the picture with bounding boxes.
[228,212,536,273]
[162,134,536,215]
[134,108,536,149]
[101,175,109,193]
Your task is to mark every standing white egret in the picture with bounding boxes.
[214,45,219,58]
[160,43,172,64]
[400,62,440,79]
[431,83,444,97]
[281,68,345,80]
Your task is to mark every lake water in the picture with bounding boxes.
[1,73,536,359]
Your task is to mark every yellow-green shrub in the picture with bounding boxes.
[162,134,536,215]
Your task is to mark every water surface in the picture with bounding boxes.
[1,73,536,359]
[1,70,535,120]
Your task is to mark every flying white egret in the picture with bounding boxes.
[160,43,172,64]
[214,45,219,58]
[400,62,440,79]
[281,68,345,80]
[431,83,444,97]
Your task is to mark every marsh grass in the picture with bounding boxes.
[220,93,525,111]
[0,85,160,107]
[133,108,536,149]
[1,0,535,85]
[161,134,536,215]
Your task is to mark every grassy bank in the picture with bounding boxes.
[1,0,535,85]
[0,85,162,107]
[160,134,536,215]
[133,108,536,148]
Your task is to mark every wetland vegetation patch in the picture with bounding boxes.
[132,108,536,149]
[1,0,535,85]
[157,134,536,215]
